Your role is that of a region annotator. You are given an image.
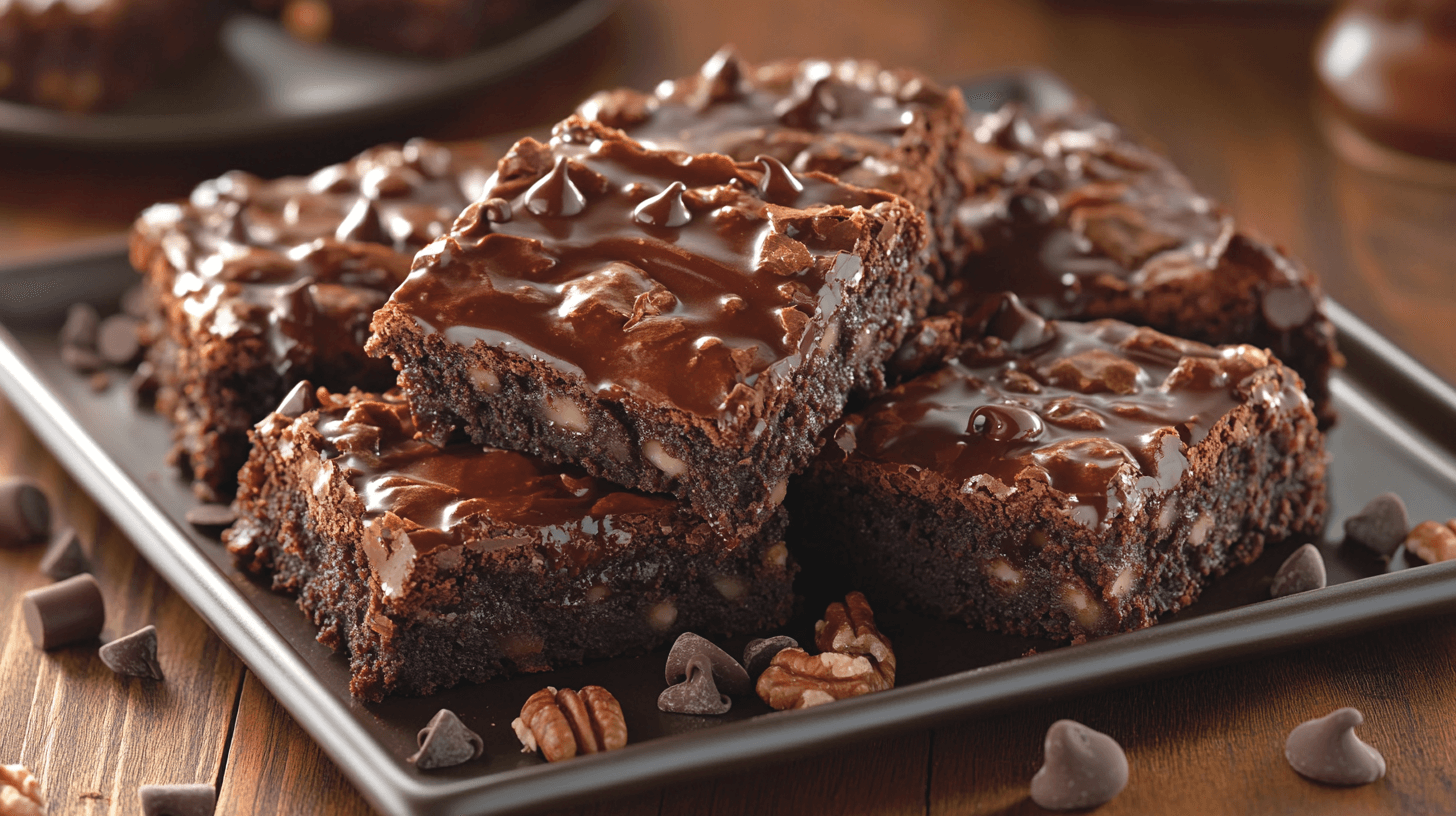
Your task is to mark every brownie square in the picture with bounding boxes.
[578,49,973,283]
[789,294,1329,641]
[367,117,931,537]
[129,138,496,500]
[226,387,797,700]
[944,102,1341,426]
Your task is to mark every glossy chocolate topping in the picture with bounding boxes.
[831,295,1295,527]
[383,117,915,420]
[947,104,1247,318]
[136,139,494,376]
[577,49,955,202]
[298,390,675,560]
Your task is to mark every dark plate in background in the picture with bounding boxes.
[0,73,1454,816]
[0,0,617,150]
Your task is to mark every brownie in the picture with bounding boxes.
[578,49,973,283]
[129,138,496,500]
[226,387,797,700]
[944,102,1341,426]
[0,0,221,111]
[789,293,1329,641]
[252,0,522,57]
[367,117,931,537]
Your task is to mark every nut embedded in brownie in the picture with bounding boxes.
[225,387,798,700]
[367,117,931,537]
[129,138,496,500]
[944,102,1341,426]
[789,293,1329,641]
[579,48,973,283]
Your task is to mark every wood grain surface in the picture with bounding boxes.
[2,0,1455,814]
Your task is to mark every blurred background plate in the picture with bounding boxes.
[0,0,617,150]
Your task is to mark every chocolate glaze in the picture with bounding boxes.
[293,390,675,565]
[578,50,956,202]
[135,139,494,379]
[829,294,1301,527]
[381,117,912,420]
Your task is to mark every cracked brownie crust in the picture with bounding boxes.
[227,388,797,700]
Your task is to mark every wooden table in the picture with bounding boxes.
[3,1,1455,813]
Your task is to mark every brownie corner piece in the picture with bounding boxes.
[368,117,931,536]
[790,294,1329,641]
[226,387,797,700]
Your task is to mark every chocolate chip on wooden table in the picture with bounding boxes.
[409,709,484,769]
[0,477,50,546]
[743,635,798,679]
[1029,719,1129,810]
[185,504,237,534]
[1343,492,1409,557]
[97,314,144,366]
[138,783,215,816]
[658,654,731,715]
[1270,543,1326,598]
[664,632,750,696]
[39,527,89,580]
[22,573,104,649]
[1285,707,1386,785]
[100,625,164,680]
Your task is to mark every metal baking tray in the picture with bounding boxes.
[2,82,1455,816]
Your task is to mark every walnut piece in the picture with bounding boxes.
[0,764,44,816]
[756,591,896,710]
[1405,520,1456,564]
[511,685,627,762]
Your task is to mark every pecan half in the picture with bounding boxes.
[757,591,896,710]
[512,686,627,762]
[1405,520,1456,564]
[0,764,44,816]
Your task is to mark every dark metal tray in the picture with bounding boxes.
[2,84,1455,816]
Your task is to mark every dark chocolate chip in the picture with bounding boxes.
[39,527,89,580]
[1029,719,1129,810]
[1285,707,1385,785]
[185,504,237,534]
[482,197,512,223]
[335,197,387,244]
[139,783,215,816]
[130,361,160,407]
[97,314,144,366]
[22,573,105,649]
[523,156,586,217]
[60,302,101,349]
[275,379,318,419]
[409,709,484,769]
[632,181,691,228]
[696,47,743,105]
[0,478,50,546]
[1005,190,1058,224]
[754,155,804,204]
[658,654,731,715]
[1261,284,1316,331]
[665,632,751,696]
[1343,492,1409,557]
[743,635,799,679]
[120,283,153,318]
[61,344,105,373]
[1271,543,1327,598]
[100,625,163,680]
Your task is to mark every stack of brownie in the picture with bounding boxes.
[131,51,1334,700]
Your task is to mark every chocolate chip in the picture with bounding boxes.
[22,573,104,649]
[100,625,163,680]
[1261,284,1316,331]
[60,302,100,349]
[138,783,215,816]
[1029,719,1129,810]
[1343,492,1409,557]
[39,527,89,580]
[1271,543,1327,598]
[185,504,237,535]
[665,632,751,696]
[130,361,160,407]
[1285,707,1386,785]
[483,197,512,223]
[97,314,144,366]
[409,709,484,769]
[754,155,804,204]
[658,654,731,715]
[743,635,799,679]
[1005,190,1057,224]
[275,379,318,419]
[61,344,104,373]
[120,283,153,318]
[0,478,50,546]
[335,197,387,244]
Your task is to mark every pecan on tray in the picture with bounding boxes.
[757,591,896,710]
[512,685,627,763]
